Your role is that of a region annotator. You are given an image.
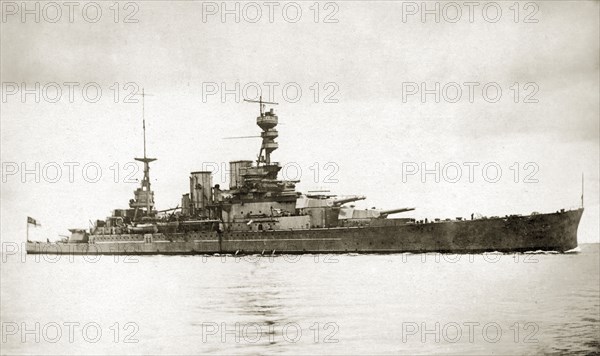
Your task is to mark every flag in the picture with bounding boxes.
[27,217,40,226]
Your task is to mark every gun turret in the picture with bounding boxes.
[332,195,367,206]
[378,207,415,218]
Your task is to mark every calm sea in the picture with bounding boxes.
[1,244,599,355]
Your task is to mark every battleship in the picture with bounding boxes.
[26,96,584,256]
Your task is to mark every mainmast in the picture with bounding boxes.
[131,88,157,218]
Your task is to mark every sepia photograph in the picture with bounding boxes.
[1,0,599,354]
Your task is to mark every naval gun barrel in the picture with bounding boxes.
[378,207,415,217]
[332,195,367,206]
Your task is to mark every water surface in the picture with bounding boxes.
[1,244,599,355]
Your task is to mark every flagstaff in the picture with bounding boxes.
[26,216,40,242]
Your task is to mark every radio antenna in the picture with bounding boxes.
[243,96,278,116]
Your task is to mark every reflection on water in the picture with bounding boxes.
[1,244,599,355]
[206,263,291,353]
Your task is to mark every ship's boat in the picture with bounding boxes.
[156,221,179,233]
[128,223,157,234]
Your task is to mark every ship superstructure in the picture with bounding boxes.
[175,97,414,233]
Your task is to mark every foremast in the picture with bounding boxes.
[130,89,156,220]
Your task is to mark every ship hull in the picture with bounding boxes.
[26,209,583,255]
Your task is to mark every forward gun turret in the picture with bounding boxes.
[332,195,367,206]
[378,207,415,218]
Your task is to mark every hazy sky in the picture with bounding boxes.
[1,0,599,243]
